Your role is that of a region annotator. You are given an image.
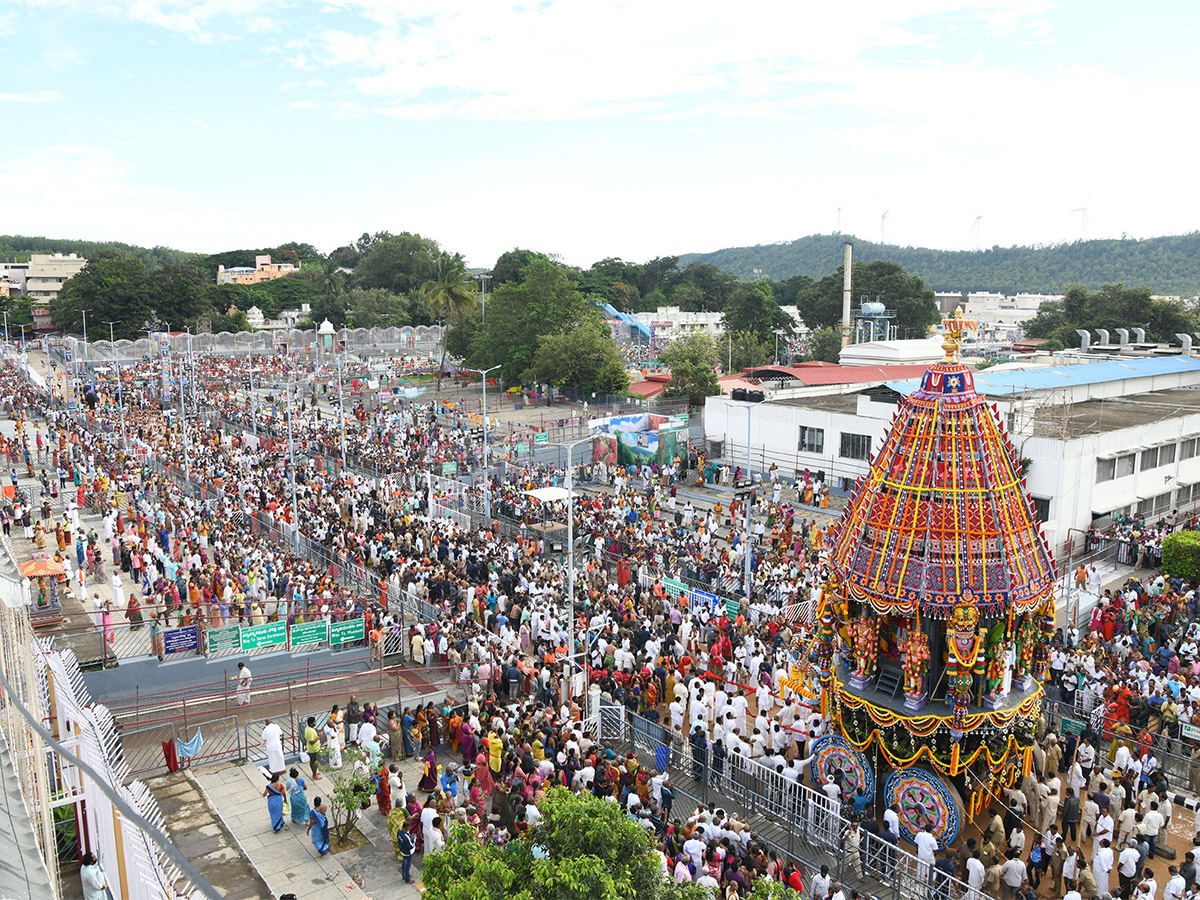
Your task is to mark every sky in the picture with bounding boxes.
[1,0,1198,270]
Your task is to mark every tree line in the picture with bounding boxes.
[1,231,944,399]
[680,231,1200,296]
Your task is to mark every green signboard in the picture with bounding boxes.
[1181,722,1200,742]
[205,625,241,654]
[289,619,329,647]
[534,432,548,445]
[240,620,287,651]
[1060,717,1086,737]
[331,618,365,644]
[662,577,688,601]
[441,461,458,475]
[723,598,741,618]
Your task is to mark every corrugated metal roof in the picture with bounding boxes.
[887,355,1200,397]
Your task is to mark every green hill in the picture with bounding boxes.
[679,232,1200,296]
[0,235,197,271]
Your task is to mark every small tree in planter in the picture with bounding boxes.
[1162,531,1200,582]
[327,746,375,846]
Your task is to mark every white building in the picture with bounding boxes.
[631,305,808,343]
[705,355,1200,557]
[0,262,30,295]
[838,338,945,367]
[25,253,87,302]
[934,291,1062,338]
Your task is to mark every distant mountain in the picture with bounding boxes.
[679,232,1200,296]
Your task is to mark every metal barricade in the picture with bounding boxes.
[116,722,177,782]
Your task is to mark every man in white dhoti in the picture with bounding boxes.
[262,719,285,775]
[233,662,252,705]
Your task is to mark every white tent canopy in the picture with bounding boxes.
[525,487,570,503]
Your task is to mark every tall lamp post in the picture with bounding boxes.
[104,321,127,452]
[473,273,491,324]
[739,397,767,608]
[464,364,501,521]
[281,372,301,553]
[77,308,92,386]
[549,434,593,710]
[336,332,347,469]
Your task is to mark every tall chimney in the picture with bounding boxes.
[841,241,854,348]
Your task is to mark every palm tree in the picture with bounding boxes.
[419,253,478,389]
[319,258,347,299]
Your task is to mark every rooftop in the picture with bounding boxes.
[770,392,861,414]
[887,355,1200,398]
[744,362,931,386]
[1025,387,1200,438]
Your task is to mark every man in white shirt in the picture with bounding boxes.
[883,803,901,837]
[1144,801,1166,858]
[1094,811,1115,856]
[683,834,706,870]
[1118,840,1142,897]
[1093,838,1114,896]
[1000,851,1027,898]
[914,824,939,881]
[966,852,985,898]
[1165,865,1187,900]
[810,865,832,900]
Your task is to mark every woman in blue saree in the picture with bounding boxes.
[285,767,309,825]
[263,773,285,832]
[307,797,330,855]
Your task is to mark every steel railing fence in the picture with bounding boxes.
[604,705,985,900]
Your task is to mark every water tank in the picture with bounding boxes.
[747,390,766,403]
[861,302,886,316]
[731,388,748,401]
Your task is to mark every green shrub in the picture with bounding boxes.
[1161,531,1200,582]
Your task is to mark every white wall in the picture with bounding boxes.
[703,396,890,487]
[704,393,1200,556]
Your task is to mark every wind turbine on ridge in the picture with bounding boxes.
[1070,194,1091,240]
[880,210,889,245]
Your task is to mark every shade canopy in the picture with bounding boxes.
[525,487,570,503]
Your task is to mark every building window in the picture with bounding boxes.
[1177,484,1195,506]
[1116,453,1136,477]
[1137,492,1173,517]
[1161,443,1177,465]
[1182,438,1197,461]
[1141,448,1159,470]
[1097,458,1116,482]
[798,427,825,454]
[1030,496,1051,523]
[840,433,872,460]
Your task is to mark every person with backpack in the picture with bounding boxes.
[396,825,416,883]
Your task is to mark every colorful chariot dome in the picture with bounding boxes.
[829,312,1056,620]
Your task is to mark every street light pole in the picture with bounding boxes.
[175,345,192,486]
[474,273,491,324]
[738,397,770,607]
[105,321,127,452]
[465,364,501,521]
[77,308,91,386]
[744,404,753,607]
[285,376,300,553]
[336,336,346,469]
[550,434,593,711]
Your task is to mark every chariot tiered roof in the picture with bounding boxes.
[828,314,1057,621]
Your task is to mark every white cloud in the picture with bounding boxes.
[291,0,1060,120]
[0,90,65,103]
